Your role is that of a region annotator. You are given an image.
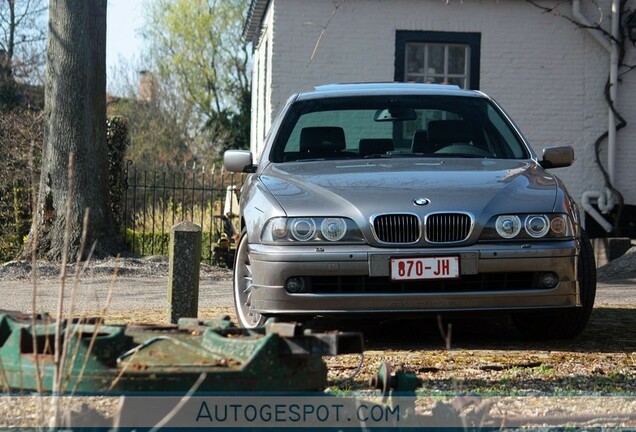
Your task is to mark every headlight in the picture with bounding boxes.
[495,215,521,238]
[483,213,574,240]
[550,216,567,234]
[270,218,288,239]
[525,215,550,238]
[262,217,364,243]
[290,218,316,241]
[320,218,347,241]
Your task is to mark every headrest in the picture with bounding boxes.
[359,139,394,156]
[411,130,429,153]
[299,127,346,154]
[427,120,473,145]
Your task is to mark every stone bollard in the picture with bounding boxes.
[168,221,202,324]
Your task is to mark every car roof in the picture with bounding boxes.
[295,82,485,100]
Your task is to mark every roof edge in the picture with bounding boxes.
[243,0,271,45]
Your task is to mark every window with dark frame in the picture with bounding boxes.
[395,31,481,90]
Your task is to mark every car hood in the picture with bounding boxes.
[259,158,558,222]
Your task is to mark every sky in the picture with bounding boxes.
[106,0,145,91]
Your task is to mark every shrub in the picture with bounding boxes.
[123,228,222,263]
[0,111,131,262]
[0,109,43,262]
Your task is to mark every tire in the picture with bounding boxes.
[512,229,596,339]
[233,230,268,328]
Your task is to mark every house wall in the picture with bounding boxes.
[250,0,636,207]
[250,2,275,158]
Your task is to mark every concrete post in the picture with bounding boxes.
[168,221,202,323]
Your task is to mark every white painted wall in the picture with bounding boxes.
[249,0,636,206]
[250,1,275,159]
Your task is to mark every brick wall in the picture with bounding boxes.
[250,0,636,206]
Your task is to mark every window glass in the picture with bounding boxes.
[448,46,466,75]
[285,110,392,152]
[406,46,425,74]
[405,43,470,88]
[270,96,529,162]
[486,104,526,158]
[428,45,445,75]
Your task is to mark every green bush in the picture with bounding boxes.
[0,184,31,261]
[0,108,41,262]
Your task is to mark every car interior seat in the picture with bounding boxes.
[426,120,473,149]
[411,130,431,153]
[299,126,346,159]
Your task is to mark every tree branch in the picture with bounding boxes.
[308,0,346,66]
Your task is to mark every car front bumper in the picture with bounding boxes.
[246,241,580,316]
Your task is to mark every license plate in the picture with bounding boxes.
[390,256,460,281]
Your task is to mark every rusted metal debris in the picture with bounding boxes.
[0,311,362,393]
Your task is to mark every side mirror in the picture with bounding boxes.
[224,150,257,173]
[540,146,574,169]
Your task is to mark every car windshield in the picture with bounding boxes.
[269,95,530,163]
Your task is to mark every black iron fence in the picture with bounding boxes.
[123,161,245,264]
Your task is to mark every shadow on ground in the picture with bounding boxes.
[310,306,636,354]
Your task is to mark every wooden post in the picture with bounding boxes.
[168,221,201,323]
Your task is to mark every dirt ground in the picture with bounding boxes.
[0,249,635,427]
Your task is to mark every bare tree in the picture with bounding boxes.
[0,0,47,83]
[24,0,120,260]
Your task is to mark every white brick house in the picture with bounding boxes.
[244,0,636,236]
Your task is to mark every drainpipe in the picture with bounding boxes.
[581,191,615,232]
[573,0,620,232]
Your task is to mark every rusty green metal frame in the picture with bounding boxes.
[0,312,362,394]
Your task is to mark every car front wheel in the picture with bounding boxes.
[233,230,268,328]
[512,230,597,339]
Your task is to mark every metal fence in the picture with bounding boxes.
[123,161,245,264]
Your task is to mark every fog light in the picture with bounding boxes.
[538,272,559,288]
[285,277,306,293]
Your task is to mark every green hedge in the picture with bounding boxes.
[0,184,31,262]
[123,229,224,263]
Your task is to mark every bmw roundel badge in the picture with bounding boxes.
[413,198,431,206]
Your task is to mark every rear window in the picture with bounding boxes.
[269,95,529,162]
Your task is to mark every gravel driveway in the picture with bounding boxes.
[1,255,635,313]
[0,258,233,314]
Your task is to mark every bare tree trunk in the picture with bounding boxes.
[0,0,16,107]
[24,0,119,260]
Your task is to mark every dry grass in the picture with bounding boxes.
[90,304,636,395]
